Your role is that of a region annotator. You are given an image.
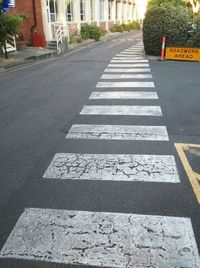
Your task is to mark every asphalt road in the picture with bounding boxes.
[0,31,200,268]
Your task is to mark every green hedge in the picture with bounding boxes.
[143,4,191,55]
[80,24,103,41]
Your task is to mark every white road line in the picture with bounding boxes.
[96,82,155,88]
[101,74,152,79]
[108,64,149,68]
[119,52,145,55]
[80,105,162,116]
[1,209,199,267]
[105,68,151,73]
[89,91,158,100]
[66,124,169,141]
[43,153,180,183]
[113,57,145,60]
[110,59,148,63]
[116,54,144,57]
[111,60,149,63]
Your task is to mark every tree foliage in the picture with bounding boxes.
[143,4,191,55]
[147,0,187,8]
[0,13,23,58]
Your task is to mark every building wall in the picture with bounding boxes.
[12,0,146,45]
[12,0,44,44]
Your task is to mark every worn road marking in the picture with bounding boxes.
[43,153,180,183]
[96,82,155,88]
[101,74,152,79]
[105,68,151,73]
[116,54,144,57]
[108,64,149,68]
[90,91,158,100]
[80,105,162,116]
[66,124,169,141]
[1,209,199,267]
[111,59,148,63]
[175,143,200,205]
[113,57,145,60]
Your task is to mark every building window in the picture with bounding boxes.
[108,0,113,20]
[99,0,105,21]
[122,2,126,20]
[66,0,73,21]
[80,0,86,21]
[116,1,120,20]
[90,0,95,21]
[49,0,57,22]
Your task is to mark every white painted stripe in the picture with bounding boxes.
[43,153,180,183]
[111,60,149,63]
[116,54,144,57]
[1,209,199,267]
[110,59,148,63]
[120,52,145,55]
[96,82,155,88]
[125,49,143,52]
[113,57,145,60]
[108,64,149,68]
[80,105,162,116]
[101,74,152,79]
[66,124,169,141]
[90,91,158,100]
[105,68,151,73]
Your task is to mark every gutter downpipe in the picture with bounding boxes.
[31,0,37,42]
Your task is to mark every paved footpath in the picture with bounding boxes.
[0,33,200,267]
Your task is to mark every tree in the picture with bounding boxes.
[188,0,200,13]
[0,13,23,59]
[147,0,187,8]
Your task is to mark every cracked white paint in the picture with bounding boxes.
[80,105,162,116]
[43,153,180,183]
[96,82,155,88]
[101,74,152,79]
[108,64,149,68]
[105,68,151,73]
[89,92,158,100]
[66,124,169,141]
[1,208,199,268]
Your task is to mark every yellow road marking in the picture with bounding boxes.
[175,143,200,205]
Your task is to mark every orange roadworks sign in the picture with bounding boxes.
[166,47,200,61]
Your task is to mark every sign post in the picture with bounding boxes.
[161,36,166,61]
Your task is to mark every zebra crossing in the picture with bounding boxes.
[1,42,200,267]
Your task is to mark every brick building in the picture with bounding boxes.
[11,0,147,48]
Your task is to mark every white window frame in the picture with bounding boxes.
[80,0,86,21]
[99,0,105,21]
[66,0,73,22]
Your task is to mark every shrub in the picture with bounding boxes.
[0,13,24,58]
[69,34,83,44]
[80,24,103,41]
[129,21,141,30]
[188,15,200,47]
[143,4,192,55]
[110,24,123,32]
[121,23,131,31]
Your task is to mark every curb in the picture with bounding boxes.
[0,30,141,73]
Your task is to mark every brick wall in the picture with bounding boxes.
[99,21,106,31]
[11,0,44,45]
[69,23,78,36]
[108,21,114,31]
